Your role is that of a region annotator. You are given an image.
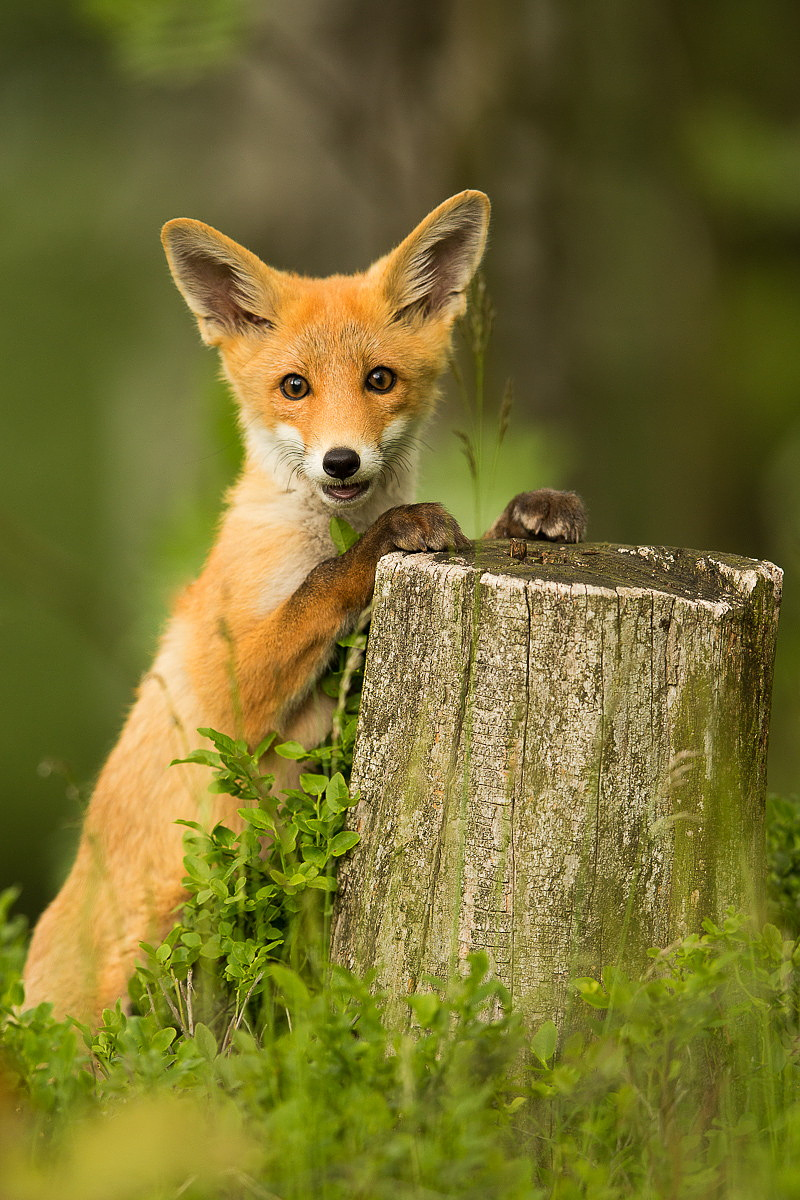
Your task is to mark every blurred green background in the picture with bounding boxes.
[2,0,799,921]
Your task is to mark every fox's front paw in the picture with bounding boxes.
[326,504,470,615]
[487,490,586,543]
[370,503,471,556]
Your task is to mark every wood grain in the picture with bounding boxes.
[331,542,782,1025]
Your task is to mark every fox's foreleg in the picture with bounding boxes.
[191,503,469,747]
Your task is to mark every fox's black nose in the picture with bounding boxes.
[322,447,361,479]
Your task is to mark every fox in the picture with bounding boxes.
[22,190,586,1023]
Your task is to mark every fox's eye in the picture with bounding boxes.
[365,366,396,393]
[280,374,310,400]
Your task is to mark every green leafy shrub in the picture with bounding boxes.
[525,913,800,1198]
[126,727,362,1043]
[4,882,800,1198]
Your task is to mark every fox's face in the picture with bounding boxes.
[162,192,490,509]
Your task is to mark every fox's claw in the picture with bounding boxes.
[488,490,587,544]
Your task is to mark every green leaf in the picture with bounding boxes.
[303,845,328,868]
[208,777,239,794]
[275,741,307,760]
[199,937,223,959]
[193,1022,217,1060]
[573,977,609,1009]
[253,732,277,758]
[531,1019,558,1066]
[239,806,272,830]
[151,1027,178,1053]
[325,772,352,814]
[307,876,338,892]
[329,515,360,554]
[6,980,24,1007]
[196,728,239,753]
[183,854,211,880]
[210,823,237,846]
[307,818,329,834]
[329,830,360,856]
[171,749,220,769]
[762,923,784,958]
[326,772,349,802]
[293,815,321,836]
[408,992,440,1027]
[299,773,329,796]
[267,963,310,1005]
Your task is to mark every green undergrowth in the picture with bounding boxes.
[3,619,800,1196]
[3,891,800,1198]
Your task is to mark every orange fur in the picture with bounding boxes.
[23,192,491,1021]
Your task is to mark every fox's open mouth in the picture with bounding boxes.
[322,481,370,503]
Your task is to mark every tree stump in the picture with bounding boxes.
[330,542,782,1025]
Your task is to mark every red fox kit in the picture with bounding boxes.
[23,191,585,1022]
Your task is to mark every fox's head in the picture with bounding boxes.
[161,191,490,510]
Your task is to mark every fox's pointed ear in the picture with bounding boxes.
[377,190,490,324]
[161,219,279,345]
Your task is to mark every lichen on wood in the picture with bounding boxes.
[330,542,782,1026]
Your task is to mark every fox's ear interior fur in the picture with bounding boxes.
[161,219,278,345]
[378,190,490,324]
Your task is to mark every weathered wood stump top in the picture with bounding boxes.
[405,539,781,606]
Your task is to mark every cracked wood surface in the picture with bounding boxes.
[330,542,783,1025]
